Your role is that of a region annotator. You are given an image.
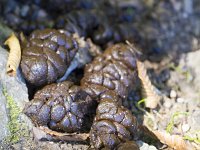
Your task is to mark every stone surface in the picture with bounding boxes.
[0,79,9,141]
[136,140,157,150]
[0,46,29,108]
[0,46,30,142]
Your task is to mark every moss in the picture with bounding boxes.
[2,86,29,144]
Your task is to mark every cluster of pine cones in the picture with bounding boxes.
[20,28,140,149]
[1,0,151,149]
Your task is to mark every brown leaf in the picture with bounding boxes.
[139,125,195,150]
[152,130,194,150]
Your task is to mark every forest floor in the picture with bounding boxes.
[0,0,200,150]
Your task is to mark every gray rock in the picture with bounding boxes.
[0,81,9,141]
[0,46,31,142]
[136,140,158,150]
[38,141,89,150]
[0,46,28,108]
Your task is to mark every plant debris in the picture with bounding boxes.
[4,33,21,77]
[136,60,162,109]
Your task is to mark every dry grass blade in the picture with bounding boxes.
[136,60,162,108]
[39,126,89,142]
[4,33,21,77]
[152,130,194,150]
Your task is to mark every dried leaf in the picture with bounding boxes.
[39,126,89,142]
[136,60,162,108]
[139,125,195,150]
[4,33,21,76]
[152,130,194,150]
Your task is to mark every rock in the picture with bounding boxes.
[176,97,185,103]
[163,100,172,108]
[182,124,190,133]
[170,90,177,98]
[39,141,89,150]
[32,127,52,141]
[0,46,32,143]
[136,140,157,150]
[0,46,28,108]
[0,81,9,141]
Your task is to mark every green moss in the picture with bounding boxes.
[2,86,29,144]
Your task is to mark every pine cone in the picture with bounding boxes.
[81,43,138,102]
[93,23,141,46]
[55,10,99,37]
[20,29,78,86]
[90,99,138,149]
[24,81,94,133]
[116,141,139,150]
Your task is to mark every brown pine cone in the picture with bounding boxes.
[20,29,78,86]
[90,99,138,149]
[56,10,101,37]
[116,141,139,150]
[24,81,94,133]
[81,43,138,103]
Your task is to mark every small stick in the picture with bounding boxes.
[4,33,21,77]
